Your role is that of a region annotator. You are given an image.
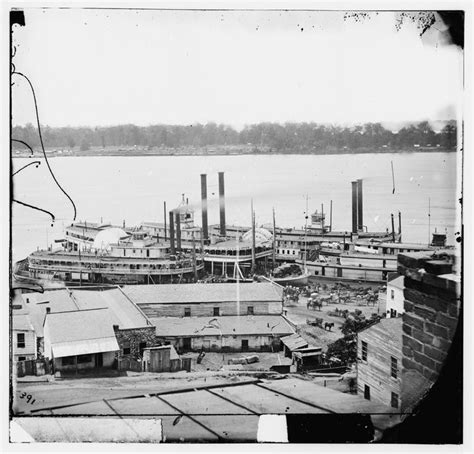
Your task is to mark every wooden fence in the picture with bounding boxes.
[16,359,52,377]
[117,357,143,372]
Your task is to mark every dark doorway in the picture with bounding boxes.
[95,353,103,368]
[241,339,249,351]
[364,384,370,400]
[183,338,191,350]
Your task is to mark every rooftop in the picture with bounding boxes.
[44,308,120,358]
[397,249,460,294]
[12,313,34,332]
[44,308,117,344]
[280,333,309,351]
[20,287,151,336]
[150,315,294,337]
[359,317,402,339]
[122,282,282,305]
[21,376,400,441]
[387,275,404,290]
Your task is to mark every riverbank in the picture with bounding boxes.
[11,144,456,158]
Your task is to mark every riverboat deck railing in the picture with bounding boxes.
[28,262,203,276]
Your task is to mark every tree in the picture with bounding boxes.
[326,312,382,364]
[79,139,90,151]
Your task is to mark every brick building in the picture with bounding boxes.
[356,249,460,413]
[397,250,460,412]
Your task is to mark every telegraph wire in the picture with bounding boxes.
[12,71,77,220]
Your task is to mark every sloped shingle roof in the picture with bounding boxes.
[150,315,294,337]
[122,283,282,305]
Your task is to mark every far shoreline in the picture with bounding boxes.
[11,146,456,158]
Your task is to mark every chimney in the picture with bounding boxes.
[175,210,181,252]
[357,179,363,231]
[200,174,209,241]
[46,307,51,314]
[169,211,176,255]
[218,172,226,236]
[351,181,358,234]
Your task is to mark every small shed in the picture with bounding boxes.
[143,345,187,373]
[293,347,323,372]
[280,333,309,358]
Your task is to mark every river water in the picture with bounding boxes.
[11,152,460,262]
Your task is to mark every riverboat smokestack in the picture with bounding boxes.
[351,181,358,234]
[163,201,167,241]
[391,213,396,242]
[169,211,176,255]
[398,211,402,243]
[175,211,181,252]
[357,179,363,231]
[200,174,209,241]
[218,172,226,236]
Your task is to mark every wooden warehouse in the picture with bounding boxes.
[150,315,294,352]
[357,318,402,409]
[122,282,284,318]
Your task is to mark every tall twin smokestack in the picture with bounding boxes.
[201,172,226,239]
[201,174,208,241]
[351,179,363,233]
[218,172,226,237]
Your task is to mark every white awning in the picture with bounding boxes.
[51,337,119,358]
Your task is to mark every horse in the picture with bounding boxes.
[307,298,322,311]
[324,322,334,331]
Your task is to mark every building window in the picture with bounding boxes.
[391,392,399,409]
[18,356,26,361]
[62,356,75,366]
[390,308,397,318]
[247,306,254,315]
[213,307,220,316]
[364,385,370,400]
[391,356,398,379]
[391,289,395,299]
[77,354,92,364]
[17,333,25,349]
[122,344,131,355]
[361,341,368,361]
[184,307,191,317]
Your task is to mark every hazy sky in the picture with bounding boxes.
[11,9,463,128]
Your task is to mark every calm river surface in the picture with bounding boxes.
[11,152,460,262]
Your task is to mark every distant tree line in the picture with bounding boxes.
[12,121,457,152]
